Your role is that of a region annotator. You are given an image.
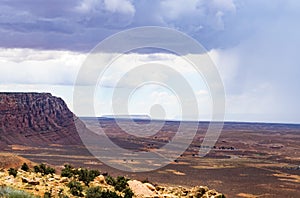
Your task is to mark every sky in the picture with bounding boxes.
[0,0,300,123]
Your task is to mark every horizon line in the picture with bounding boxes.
[79,116,300,126]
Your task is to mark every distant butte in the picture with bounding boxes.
[0,92,85,148]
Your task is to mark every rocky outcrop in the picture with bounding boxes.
[128,180,225,198]
[0,168,225,198]
[0,92,84,147]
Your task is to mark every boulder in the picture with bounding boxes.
[94,175,106,184]
[60,177,69,183]
[145,183,156,191]
[128,180,157,198]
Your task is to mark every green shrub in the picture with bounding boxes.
[8,168,18,178]
[21,163,30,172]
[67,181,83,197]
[123,188,134,198]
[33,166,40,173]
[61,164,74,178]
[77,169,90,186]
[61,165,100,186]
[114,176,129,192]
[33,163,55,175]
[43,191,51,198]
[103,190,122,198]
[86,186,122,198]
[105,175,131,193]
[39,163,46,173]
[105,175,116,186]
[57,188,69,198]
[0,186,37,198]
[78,168,100,186]
[89,169,101,179]
[46,167,55,175]
[85,186,102,198]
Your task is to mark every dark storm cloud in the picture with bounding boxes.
[1,0,299,52]
[0,0,237,51]
[0,0,129,51]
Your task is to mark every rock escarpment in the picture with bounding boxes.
[0,92,84,147]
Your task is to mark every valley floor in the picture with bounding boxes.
[2,120,300,198]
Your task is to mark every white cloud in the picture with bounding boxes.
[104,0,135,15]
[208,48,239,88]
[75,51,213,119]
[0,48,207,88]
[2,42,299,123]
[159,0,236,31]
[210,0,235,12]
[76,0,135,16]
[0,48,213,120]
[92,52,205,88]
[127,86,181,120]
[0,48,85,85]
[160,0,199,20]
[75,0,102,13]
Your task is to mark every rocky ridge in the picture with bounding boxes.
[0,92,84,147]
[0,167,225,198]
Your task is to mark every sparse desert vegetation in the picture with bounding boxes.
[33,163,55,176]
[0,186,37,198]
[0,161,225,198]
[5,119,298,197]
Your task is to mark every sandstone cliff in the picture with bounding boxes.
[0,92,84,148]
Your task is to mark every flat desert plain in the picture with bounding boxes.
[4,119,300,198]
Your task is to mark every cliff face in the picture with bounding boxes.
[0,92,83,147]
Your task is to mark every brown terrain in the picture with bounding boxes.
[0,92,299,197]
[0,92,85,148]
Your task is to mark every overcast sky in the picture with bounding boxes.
[0,0,299,123]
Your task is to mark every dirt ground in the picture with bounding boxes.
[2,120,300,198]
